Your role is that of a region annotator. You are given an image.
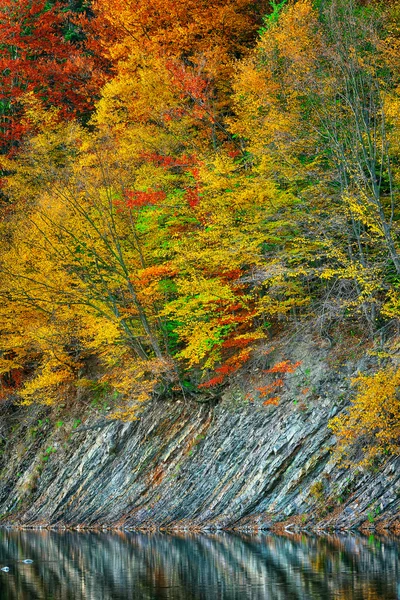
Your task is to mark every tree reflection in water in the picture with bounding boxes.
[0,530,398,599]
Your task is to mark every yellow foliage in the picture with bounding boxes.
[0,0,399,425]
[329,366,400,465]
[19,362,74,406]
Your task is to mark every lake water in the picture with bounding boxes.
[0,529,398,599]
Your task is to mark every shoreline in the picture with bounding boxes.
[2,518,400,535]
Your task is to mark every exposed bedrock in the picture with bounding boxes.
[0,342,399,530]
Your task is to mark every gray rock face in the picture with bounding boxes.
[0,343,399,530]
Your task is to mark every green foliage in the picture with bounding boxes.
[258,0,288,35]
[367,506,380,524]
[41,445,57,462]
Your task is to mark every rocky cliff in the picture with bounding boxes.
[0,340,399,531]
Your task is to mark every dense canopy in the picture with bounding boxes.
[0,0,399,462]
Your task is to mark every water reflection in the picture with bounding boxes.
[0,529,398,599]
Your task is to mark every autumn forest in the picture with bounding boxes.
[0,0,399,465]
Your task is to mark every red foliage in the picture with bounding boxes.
[198,374,225,388]
[0,367,24,401]
[184,165,202,208]
[198,345,253,388]
[220,269,242,281]
[138,152,202,208]
[123,189,166,208]
[166,62,209,104]
[185,188,200,208]
[140,153,195,169]
[10,368,23,388]
[0,0,107,154]
[215,364,237,375]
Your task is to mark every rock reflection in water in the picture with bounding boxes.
[0,529,398,599]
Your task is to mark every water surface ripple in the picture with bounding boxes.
[0,529,398,599]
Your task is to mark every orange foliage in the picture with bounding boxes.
[256,379,284,398]
[262,397,280,406]
[136,265,177,287]
[256,359,301,405]
[89,0,268,69]
[264,360,302,374]
[198,345,254,388]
